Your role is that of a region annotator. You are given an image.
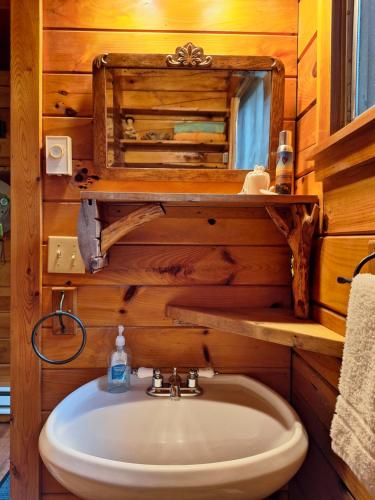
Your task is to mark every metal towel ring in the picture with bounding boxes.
[337,251,375,284]
[31,293,87,364]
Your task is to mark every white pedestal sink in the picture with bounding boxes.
[39,374,308,500]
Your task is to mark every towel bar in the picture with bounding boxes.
[337,251,375,284]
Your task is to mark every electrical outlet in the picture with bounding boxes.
[48,236,85,274]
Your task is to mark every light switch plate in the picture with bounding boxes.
[48,236,85,274]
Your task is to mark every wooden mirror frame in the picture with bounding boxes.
[93,44,285,181]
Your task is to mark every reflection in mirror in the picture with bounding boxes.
[234,71,271,169]
[105,68,275,170]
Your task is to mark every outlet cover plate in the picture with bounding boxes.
[48,236,85,274]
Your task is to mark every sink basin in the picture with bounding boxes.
[39,374,308,500]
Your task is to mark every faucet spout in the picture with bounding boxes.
[169,368,181,400]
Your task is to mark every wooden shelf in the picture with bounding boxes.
[166,305,344,357]
[110,107,230,117]
[307,105,375,180]
[115,163,227,169]
[78,192,319,318]
[117,139,228,151]
[80,191,319,207]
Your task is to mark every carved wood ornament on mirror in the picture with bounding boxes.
[92,43,285,181]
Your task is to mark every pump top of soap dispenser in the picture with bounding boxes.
[116,325,125,348]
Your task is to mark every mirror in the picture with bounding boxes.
[93,44,285,175]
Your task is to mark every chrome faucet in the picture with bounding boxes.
[146,368,204,398]
[169,368,181,400]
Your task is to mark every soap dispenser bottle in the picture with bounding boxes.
[108,325,131,393]
[275,130,294,194]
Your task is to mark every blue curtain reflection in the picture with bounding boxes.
[235,71,271,170]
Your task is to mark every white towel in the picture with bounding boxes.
[330,274,375,495]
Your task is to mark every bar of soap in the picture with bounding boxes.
[174,121,226,134]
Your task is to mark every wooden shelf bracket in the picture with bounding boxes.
[78,200,165,273]
[266,203,319,319]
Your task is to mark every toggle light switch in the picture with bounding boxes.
[48,236,85,274]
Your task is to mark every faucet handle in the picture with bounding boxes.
[152,368,163,388]
[187,368,199,388]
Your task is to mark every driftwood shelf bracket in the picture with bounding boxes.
[78,199,165,273]
[266,203,320,319]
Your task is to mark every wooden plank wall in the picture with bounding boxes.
[41,1,298,498]
[292,1,374,499]
[0,0,10,390]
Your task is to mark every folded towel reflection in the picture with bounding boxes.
[198,368,215,378]
[137,367,154,378]
[330,273,375,495]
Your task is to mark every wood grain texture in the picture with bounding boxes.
[79,191,317,206]
[267,203,320,318]
[43,203,286,245]
[43,31,298,75]
[292,353,374,500]
[41,493,78,499]
[295,144,316,178]
[295,171,323,231]
[297,36,317,117]
[291,411,355,500]
[10,0,42,497]
[312,124,375,182]
[312,236,375,315]
[298,0,317,58]
[43,116,295,161]
[167,305,344,357]
[311,304,346,336]
[41,326,291,370]
[100,204,165,253]
[43,0,298,33]
[42,73,297,120]
[296,103,316,153]
[43,117,93,160]
[43,245,291,286]
[316,0,332,142]
[295,349,341,389]
[39,5,301,498]
[42,174,245,202]
[323,163,375,234]
[42,285,291,327]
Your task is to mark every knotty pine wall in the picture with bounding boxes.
[0,0,10,391]
[41,1,298,497]
[291,1,374,499]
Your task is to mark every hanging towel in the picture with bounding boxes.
[331,273,375,495]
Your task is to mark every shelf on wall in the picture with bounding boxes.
[108,107,230,117]
[78,192,320,319]
[115,139,229,151]
[166,305,344,357]
[112,163,227,169]
[80,191,319,207]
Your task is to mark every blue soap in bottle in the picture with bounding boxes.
[108,325,131,393]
